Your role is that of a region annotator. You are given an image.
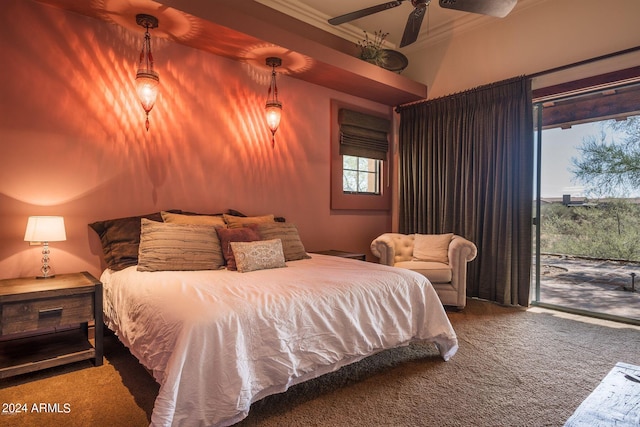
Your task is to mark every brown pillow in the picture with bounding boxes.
[223,214,275,229]
[89,211,179,271]
[228,209,286,222]
[137,219,224,272]
[216,226,261,270]
[256,222,311,261]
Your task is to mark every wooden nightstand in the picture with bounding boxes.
[0,272,103,379]
[314,250,367,261]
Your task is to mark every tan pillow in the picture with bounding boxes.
[137,218,224,271]
[161,211,226,227]
[230,239,286,273]
[412,233,453,263]
[256,222,311,261]
[223,214,275,229]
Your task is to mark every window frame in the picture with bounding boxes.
[330,100,392,210]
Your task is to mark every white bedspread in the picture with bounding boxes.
[101,254,458,427]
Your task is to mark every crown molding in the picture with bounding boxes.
[255,0,396,49]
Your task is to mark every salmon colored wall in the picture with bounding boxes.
[0,0,392,280]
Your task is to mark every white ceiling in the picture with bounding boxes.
[255,0,529,52]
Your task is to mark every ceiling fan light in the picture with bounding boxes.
[330,0,515,48]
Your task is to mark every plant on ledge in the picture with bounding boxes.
[357,30,389,67]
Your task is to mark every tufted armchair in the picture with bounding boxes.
[371,233,477,309]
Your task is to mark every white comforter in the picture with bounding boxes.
[101,254,458,427]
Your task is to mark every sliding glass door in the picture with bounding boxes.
[532,83,640,325]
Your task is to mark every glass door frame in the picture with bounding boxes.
[530,96,640,327]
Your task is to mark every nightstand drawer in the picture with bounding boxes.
[1,293,94,335]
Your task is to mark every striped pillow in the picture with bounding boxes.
[137,218,224,271]
[256,222,311,261]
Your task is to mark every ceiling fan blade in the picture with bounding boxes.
[400,4,427,47]
[438,0,517,18]
[328,1,405,25]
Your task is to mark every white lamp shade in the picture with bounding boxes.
[24,216,67,242]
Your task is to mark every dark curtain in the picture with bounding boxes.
[397,77,533,306]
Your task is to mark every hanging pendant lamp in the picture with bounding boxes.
[265,57,282,147]
[135,14,159,131]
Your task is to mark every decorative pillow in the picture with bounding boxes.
[413,233,453,263]
[137,218,224,272]
[228,209,286,223]
[161,211,226,227]
[216,226,261,270]
[223,214,276,229]
[230,239,286,273]
[89,211,179,271]
[256,222,311,261]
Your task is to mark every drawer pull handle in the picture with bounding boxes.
[38,307,63,318]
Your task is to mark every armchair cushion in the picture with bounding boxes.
[395,260,452,283]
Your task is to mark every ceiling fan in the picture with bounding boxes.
[328,0,517,48]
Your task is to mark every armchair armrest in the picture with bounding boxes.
[449,235,478,265]
[448,236,478,307]
[370,234,396,266]
[371,233,415,265]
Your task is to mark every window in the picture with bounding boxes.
[343,155,381,194]
[330,100,392,210]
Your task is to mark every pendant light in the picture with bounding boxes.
[265,57,282,147]
[135,14,159,131]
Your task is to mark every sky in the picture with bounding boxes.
[538,124,592,198]
[537,120,639,199]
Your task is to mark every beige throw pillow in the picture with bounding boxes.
[255,222,311,261]
[412,233,453,263]
[137,218,224,271]
[161,211,226,227]
[230,239,286,273]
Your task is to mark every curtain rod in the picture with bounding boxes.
[528,45,640,80]
[396,76,525,112]
[397,45,640,112]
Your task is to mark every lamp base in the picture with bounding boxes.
[36,275,56,280]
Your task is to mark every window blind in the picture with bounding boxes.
[338,108,390,160]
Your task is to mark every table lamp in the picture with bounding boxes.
[24,216,67,279]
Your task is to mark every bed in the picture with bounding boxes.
[91,211,459,427]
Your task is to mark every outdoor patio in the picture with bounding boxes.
[536,254,640,322]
